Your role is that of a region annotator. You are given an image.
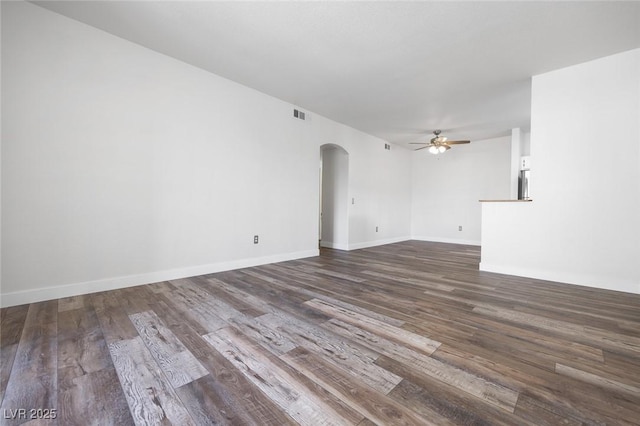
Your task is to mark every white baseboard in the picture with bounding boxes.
[479,262,640,295]
[0,249,319,308]
[348,236,412,251]
[412,236,481,246]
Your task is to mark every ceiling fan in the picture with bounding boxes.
[410,130,470,154]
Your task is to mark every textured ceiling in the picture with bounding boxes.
[32,1,640,147]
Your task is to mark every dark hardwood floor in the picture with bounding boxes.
[1,241,640,425]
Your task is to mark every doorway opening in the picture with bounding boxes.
[319,144,349,250]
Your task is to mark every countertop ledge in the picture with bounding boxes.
[479,199,533,202]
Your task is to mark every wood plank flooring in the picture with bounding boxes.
[2,241,640,425]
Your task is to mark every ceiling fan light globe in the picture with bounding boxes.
[428,146,439,154]
[438,145,447,153]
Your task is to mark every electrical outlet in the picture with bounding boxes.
[376,226,379,232]
[458,226,462,231]
[254,235,259,244]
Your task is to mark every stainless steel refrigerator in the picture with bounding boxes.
[518,169,531,200]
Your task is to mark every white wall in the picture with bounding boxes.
[312,125,412,251]
[0,0,3,296]
[411,136,511,245]
[481,48,640,294]
[348,141,412,250]
[320,146,349,249]
[1,1,412,307]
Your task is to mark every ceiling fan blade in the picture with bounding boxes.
[409,142,427,145]
[446,140,471,145]
[414,145,430,151]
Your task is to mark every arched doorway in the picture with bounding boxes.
[319,144,349,250]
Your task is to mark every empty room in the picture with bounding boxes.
[1,1,639,424]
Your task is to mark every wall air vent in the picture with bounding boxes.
[384,143,391,150]
[293,109,306,120]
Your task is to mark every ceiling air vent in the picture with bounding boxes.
[293,109,306,120]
